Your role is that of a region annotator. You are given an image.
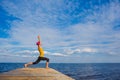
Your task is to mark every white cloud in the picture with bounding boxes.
[44,51,67,56]
[82,48,97,53]
[51,53,67,57]
[0,48,68,57]
[18,50,38,54]
[64,48,98,55]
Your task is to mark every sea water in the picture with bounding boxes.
[0,63,120,80]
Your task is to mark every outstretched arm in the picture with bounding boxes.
[37,35,42,46]
[38,35,40,41]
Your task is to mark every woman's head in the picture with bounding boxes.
[36,41,40,45]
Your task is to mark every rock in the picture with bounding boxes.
[0,68,74,80]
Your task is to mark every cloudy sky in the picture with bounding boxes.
[0,0,120,63]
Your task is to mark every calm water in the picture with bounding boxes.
[0,63,120,80]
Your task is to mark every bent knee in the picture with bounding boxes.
[47,58,49,62]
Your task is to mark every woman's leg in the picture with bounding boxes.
[41,57,49,68]
[24,57,40,68]
[46,61,49,68]
[24,62,33,68]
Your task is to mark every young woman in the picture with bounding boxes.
[24,35,49,68]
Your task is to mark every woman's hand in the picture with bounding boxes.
[38,35,40,41]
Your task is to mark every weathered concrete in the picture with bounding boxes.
[0,68,74,80]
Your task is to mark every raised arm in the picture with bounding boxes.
[38,35,40,42]
[36,35,41,46]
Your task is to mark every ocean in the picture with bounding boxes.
[0,63,120,80]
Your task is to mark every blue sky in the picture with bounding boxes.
[0,0,120,63]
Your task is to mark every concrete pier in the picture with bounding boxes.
[0,68,74,80]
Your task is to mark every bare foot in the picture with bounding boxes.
[24,64,28,68]
[46,67,49,69]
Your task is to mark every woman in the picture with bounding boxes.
[24,35,49,68]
